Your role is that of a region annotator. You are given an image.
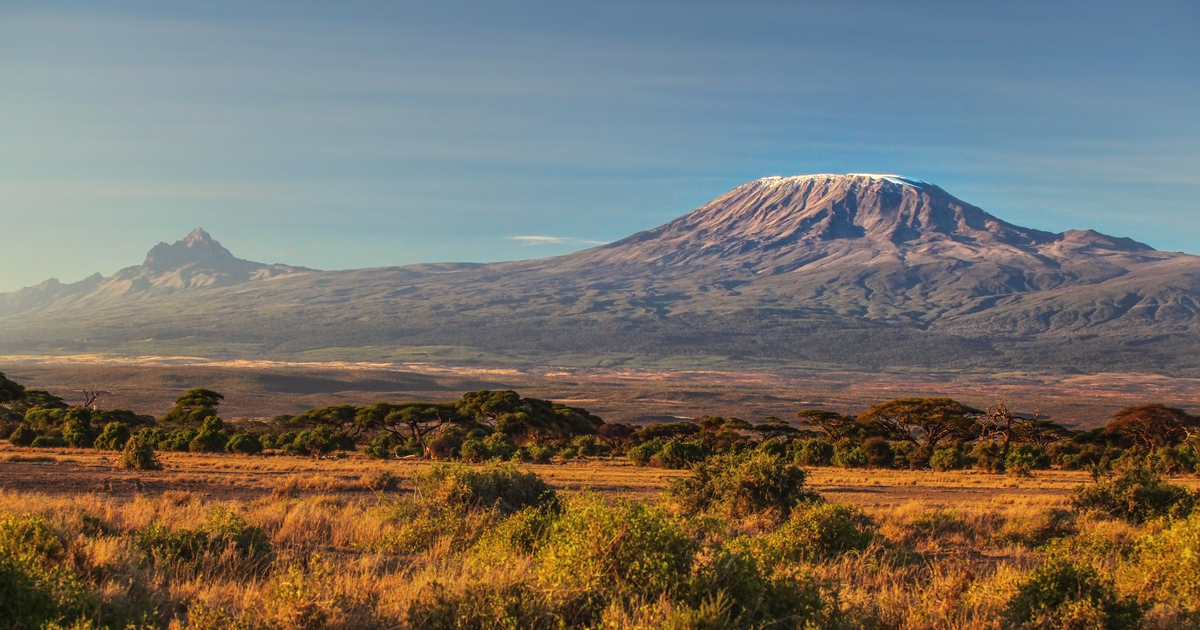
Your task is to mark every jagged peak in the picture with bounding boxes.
[749,173,935,190]
[143,227,235,270]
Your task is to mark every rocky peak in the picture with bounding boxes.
[143,228,236,271]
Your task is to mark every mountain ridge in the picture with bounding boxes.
[2,174,1198,375]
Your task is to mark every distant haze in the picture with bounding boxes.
[1,0,1197,292]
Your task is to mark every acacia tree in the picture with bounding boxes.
[859,397,980,449]
[1105,404,1200,450]
[159,388,224,424]
[359,401,461,447]
[750,417,801,443]
[293,404,369,441]
[795,410,858,442]
[0,372,26,406]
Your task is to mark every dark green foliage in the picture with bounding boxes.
[1071,464,1197,523]
[831,446,868,468]
[733,501,875,564]
[225,432,262,455]
[283,425,354,456]
[135,507,272,570]
[484,432,517,459]
[1005,444,1051,476]
[666,451,819,521]
[0,371,26,404]
[629,438,711,469]
[795,439,833,466]
[188,416,229,453]
[861,436,894,468]
[362,434,394,459]
[628,438,665,466]
[91,408,154,428]
[414,462,558,516]
[685,552,831,629]
[30,435,67,448]
[93,421,132,451]
[0,512,92,629]
[459,438,489,462]
[61,409,95,448]
[119,435,162,470]
[158,387,224,424]
[930,447,968,471]
[859,397,980,449]
[8,423,37,446]
[1001,559,1142,630]
[971,439,1006,473]
[158,428,198,452]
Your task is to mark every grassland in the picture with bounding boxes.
[3,444,1200,629]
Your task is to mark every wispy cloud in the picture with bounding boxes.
[507,235,608,246]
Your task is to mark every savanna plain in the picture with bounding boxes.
[3,362,1200,630]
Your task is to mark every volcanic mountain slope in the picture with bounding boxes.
[3,174,1199,374]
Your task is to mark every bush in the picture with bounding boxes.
[8,423,38,446]
[225,433,262,455]
[61,414,94,448]
[628,438,665,466]
[537,495,696,607]
[413,462,558,515]
[1006,444,1051,477]
[1071,464,1197,523]
[0,513,90,629]
[862,437,894,468]
[118,436,162,470]
[1001,559,1142,630]
[520,444,555,464]
[665,451,820,521]
[650,440,710,469]
[30,435,68,448]
[93,421,131,451]
[795,439,833,466]
[831,446,868,469]
[1132,511,1200,613]
[970,440,1005,473]
[483,432,517,460]
[732,501,875,564]
[189,416,229,453]
[990,509,1077,549]
[135,507,271,570]
[460,438,490,463]
[930,447,967,472]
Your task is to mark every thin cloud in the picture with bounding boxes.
[507,235,608,246]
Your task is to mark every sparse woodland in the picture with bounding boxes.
[2,370,1200,629]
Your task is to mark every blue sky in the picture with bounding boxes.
[1,0,1197,292]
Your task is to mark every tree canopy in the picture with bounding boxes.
[0,372,26,405]
[859,397,980,449]
[1106,404,1200,450]
[158,388,224,424]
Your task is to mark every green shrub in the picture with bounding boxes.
[795,439,833,466]
[405,580,552,630]
[225,433,262,455]
[520,444,555,464]
[831,446,868,469]
[862,437,894,468]
[118,436,162,470]
[8,423,38,446]
[628,438,665,466]
[483,432,517,460]
[189,416,228,453]
[30,435,68,448]
[1132,511,1200,613]
[460,438,490,463]
[1005,444,1051,477]
[732,501,875,565]
[666,451,820,521]
[685,551,832,629]
[61,414,94,448]
[158,428,197,452]
[970,440,1005,473]
[537,495,696,607]
[930,447,967,472]
[1001,559,1142,630]
[1071,465,1197,523]
[93,421,131,451]
[651,440,710,469]
[0,513,92,628]
[413,462,558,516]
[135,507,271,570]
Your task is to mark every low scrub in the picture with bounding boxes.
[665,451,819,521]
[1002,559,1142,630]
[1071,464,1197,523]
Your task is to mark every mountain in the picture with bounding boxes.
[0,229,311,317]
[2,174,1199,375]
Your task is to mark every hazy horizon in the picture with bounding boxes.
[2,0,1197,292]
